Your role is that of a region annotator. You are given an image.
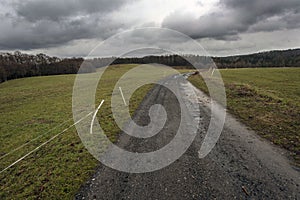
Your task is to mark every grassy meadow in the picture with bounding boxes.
[0,64,174,199]
[189,67,300,165]
[1,64,299,199]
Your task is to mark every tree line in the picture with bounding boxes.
[1,48,299,83]
[213,48,300,68]
[90,49,300,69]
[0,52,94,83]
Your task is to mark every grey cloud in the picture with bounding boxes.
[0,0,133,50]
[249,10,300,32]
[87,28,209,58]
[16,0,128,22]
[162,0,300,40]
[0,15,127,50]
[1,0,299,54]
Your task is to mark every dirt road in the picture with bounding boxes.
[76,74,299,199]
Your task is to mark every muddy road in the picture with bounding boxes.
[76,74,299,199]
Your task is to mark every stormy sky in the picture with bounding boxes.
[0,0,300,57]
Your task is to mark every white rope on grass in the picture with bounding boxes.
[0,118,73,160]
[0,110,95,174]
[119,87,127,106]
[90,99,105,134]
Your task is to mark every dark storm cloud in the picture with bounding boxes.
[0,0,132,50]
[1,0,300,53]
[16,0,127,22]
[250,11,300,32]
[162,0,300,40]
[0,15,127,50]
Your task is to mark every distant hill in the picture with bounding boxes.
[1,48,299,83]
[89,48,300,69]
[214,49,300,68]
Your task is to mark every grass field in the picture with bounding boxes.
[0,64,171,199]
[188,67,300,165]
[1,65,299,198]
